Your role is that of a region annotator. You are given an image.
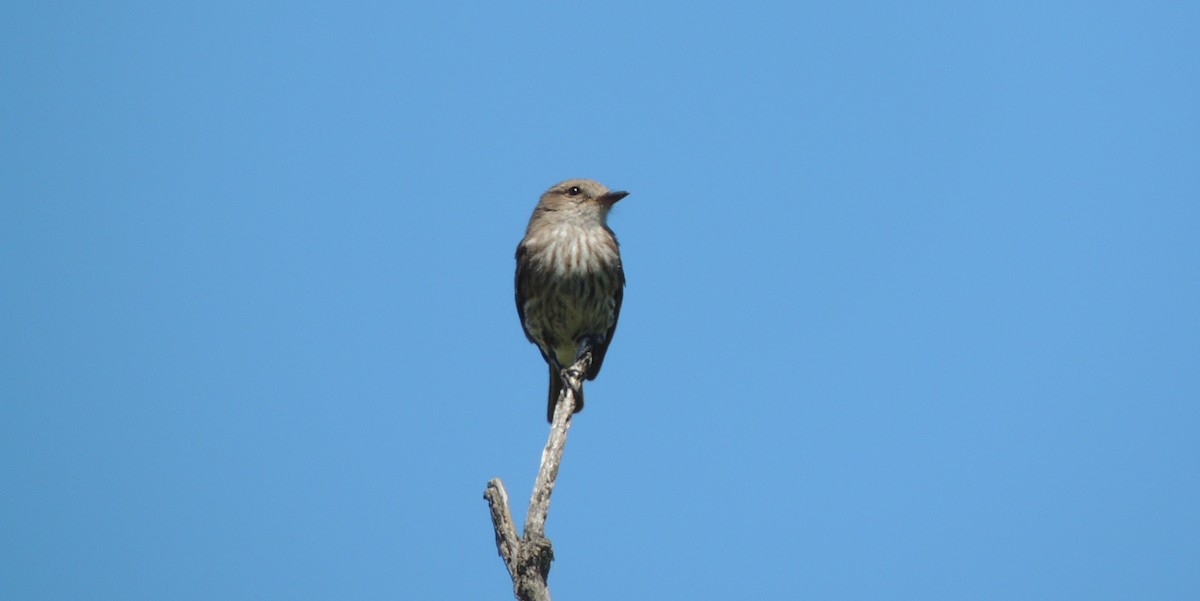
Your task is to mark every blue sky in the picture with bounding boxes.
[2,1,1197,599]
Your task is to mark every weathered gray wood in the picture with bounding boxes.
[483,479,519,578]
[483,353,592,601]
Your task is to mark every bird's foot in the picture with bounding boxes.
[573,337,599,364]
[563,366,584,383]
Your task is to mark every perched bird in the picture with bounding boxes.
[515,178,628,422]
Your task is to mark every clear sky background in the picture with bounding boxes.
[2,2,1197,599]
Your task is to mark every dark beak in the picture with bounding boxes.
[597,190,629,206]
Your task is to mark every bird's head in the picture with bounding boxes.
[536,179,628,221]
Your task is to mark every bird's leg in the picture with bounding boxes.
[545,352,576,395]
[566,341,586,380]
[573,336,595,363]
[548,357,571,390]
[567,337,598,381]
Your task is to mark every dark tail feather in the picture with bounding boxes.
[546,364,584,422]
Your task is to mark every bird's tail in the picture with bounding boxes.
[546,364,584,423]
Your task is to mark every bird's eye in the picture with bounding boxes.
[567,186,582,196]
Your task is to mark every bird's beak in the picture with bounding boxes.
[596,190,629,206]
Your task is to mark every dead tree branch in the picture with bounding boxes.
[483,352,593,601]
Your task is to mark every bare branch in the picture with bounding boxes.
[525,351,589,537]
[483,352,592,601]
[483,478,519,578]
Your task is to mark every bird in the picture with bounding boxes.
[515,178,628,422]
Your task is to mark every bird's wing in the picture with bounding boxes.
[514,242,538,346]
[587,255,624,381]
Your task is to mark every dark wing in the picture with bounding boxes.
[516,241,559,372]
[586,254,624,381]
[514,242,538,345]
